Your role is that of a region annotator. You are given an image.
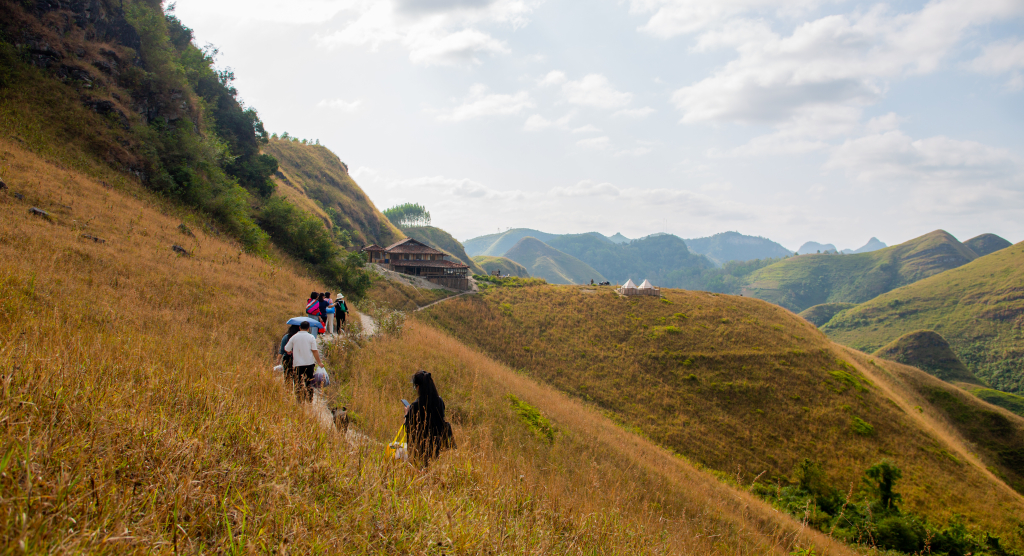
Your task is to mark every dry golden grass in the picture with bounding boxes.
[421,284,1024,542]
[0,138,871,553]
[364,277,457,312]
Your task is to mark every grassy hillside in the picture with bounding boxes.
[473,255,530,277]
[684,231,793,265]
[421,283,1024,541]
[968,388,1024,418]
[800,302,858,326]
[965,233,1012,257]
[263,139,403,247]
[0,139,875,555]
[547,233,715,288]
[504,237,605,285]
[400,225,484,274]
[823,241,1024,394]
[463,228,559,257]
[744,230,978,312]
[874,330,984,385]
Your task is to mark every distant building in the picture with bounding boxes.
[617,278,660,297]
[361,238,470,290]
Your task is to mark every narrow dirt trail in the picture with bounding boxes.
[414,291,473,312]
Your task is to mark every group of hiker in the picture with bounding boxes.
[306,291,347,334]
[276,290,452,466]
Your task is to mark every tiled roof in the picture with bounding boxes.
[390,259,469,269]
[384,237,445,255]
[361,244,386,251]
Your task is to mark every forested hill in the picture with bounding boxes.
[0,0,380,295]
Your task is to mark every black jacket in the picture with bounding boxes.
[405,396,446,462]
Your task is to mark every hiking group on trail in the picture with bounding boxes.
[276,291,455,467]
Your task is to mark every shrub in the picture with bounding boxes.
[850,416,874,436]
[507,395,555,443]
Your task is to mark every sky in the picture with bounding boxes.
[174,0,1024,251]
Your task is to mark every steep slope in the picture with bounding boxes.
[744,230,978,312]
[504,237,605,285]
[965,233,1012,257]
[968,388,1024,418]
[400,225,484,274]
[263,139,403,247]
[546,233,715,288]
[463,228,558,256]
[473,255,531,277]
[684,231,793,265]
[799,302,857,326]
[798,241,837,254]
[0,140,871,556]
[874,330,984,385]
[823,241,1024,393]
[420,283,1024,540]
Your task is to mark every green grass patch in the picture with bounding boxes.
[850,416,874,436]
[507,395,556,443]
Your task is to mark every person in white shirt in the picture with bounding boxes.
[284,321,323,402]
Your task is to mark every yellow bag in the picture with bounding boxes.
[386,424,407,460]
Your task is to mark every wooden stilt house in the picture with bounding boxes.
[361,238,471,290]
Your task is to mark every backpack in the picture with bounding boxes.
[306,299,319,315]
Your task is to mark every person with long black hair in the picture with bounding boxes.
[277,324,301,396]
[404,370,453,466]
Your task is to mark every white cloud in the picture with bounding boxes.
[522,112,573,131]
[613,107,656,118]
[615,147,653,157]
[538,70,568,87]
[562,74,634,109]
[968,38,1024,90]
[629,0,822,39]
[316,0,538,66]
[571,124,602,134]
[576,136,612,149]
[825,130,1020,184]
[668,0,1024,125]
[434,84,534,122]
[552,180,621,197]
[317,98,363,112]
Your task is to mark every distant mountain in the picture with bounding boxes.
[842,237,887,254]
[798,241,837,254]
[822,239,1024,394]
[964,233,1012,257]
[400,226,484,275]
[874,330,984,386]
[684,232,793,266]
[798,302,857,327]
[607,233,631,244]
[464,228,558,257]
[744,230,978,313]
[472,256,530,278]
[504,238,605,285]
[545,233,714,288]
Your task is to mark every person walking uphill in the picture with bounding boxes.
[405,370,454,467]
[284,321,323,403]
[335,294,348,328]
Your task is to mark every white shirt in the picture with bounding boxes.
[284,331,319,366]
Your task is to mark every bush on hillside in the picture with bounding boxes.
[751,460,1017,555]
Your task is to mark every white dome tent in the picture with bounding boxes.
[617,278,660,297]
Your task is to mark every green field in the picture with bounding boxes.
[823,241,1024,393]
[874,330,984,385]
[743,230,978,312]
